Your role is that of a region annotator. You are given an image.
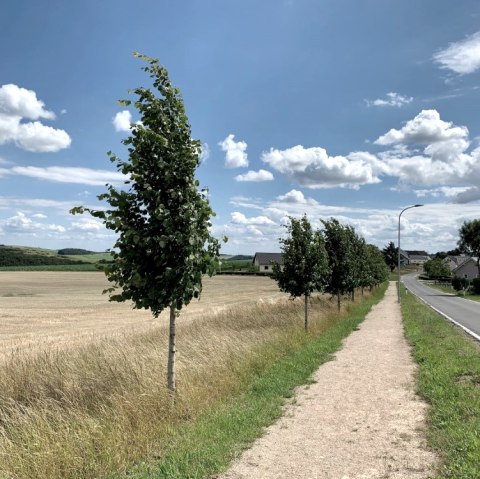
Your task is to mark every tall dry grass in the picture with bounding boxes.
[0,293,363,479]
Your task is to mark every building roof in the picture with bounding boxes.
[405,250,430,256]
[445,255,470,267]
[253,252,283,265]
[453,257,478,273]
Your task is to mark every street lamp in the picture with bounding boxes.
[398,204,424,303]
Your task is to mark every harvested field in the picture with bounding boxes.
[0,272,287,356]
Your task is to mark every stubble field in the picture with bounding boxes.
[0,272,287,356]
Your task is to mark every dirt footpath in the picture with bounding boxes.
[221,282,437,479]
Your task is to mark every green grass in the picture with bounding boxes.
[422,281,480,302]
[0,263,99,272]
[114,284,388,479]
[62,252,112,263]
[401,286,480,478]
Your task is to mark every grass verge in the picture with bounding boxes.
[115,284,387,479]
[422,281,480,302]
[401,287,480,478]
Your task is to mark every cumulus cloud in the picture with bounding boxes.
[231,212,275,225]
[235,169,274,182]
[374,109,468,146]
[0,84,71,152]
[3,212,66,234]
[113,110,133,132]
[366,92,413,108]
[10,166,125,186]
[219,134,248,168]
[262,145,380,189]
[433,31,480,75]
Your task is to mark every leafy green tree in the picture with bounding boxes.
[321,218,356,311]
[458,219,480,267]
[272,215,330,330]
[357,242,387,295]
[423,258,450,281]
[382,241,398,272]
[71,53,222,395]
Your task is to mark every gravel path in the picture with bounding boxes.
[220,282,438,479]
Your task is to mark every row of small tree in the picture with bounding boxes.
[272,216,389,329]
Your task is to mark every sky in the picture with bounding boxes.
[1,0,480,255]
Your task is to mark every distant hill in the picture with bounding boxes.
[0,246,85,267]
[228,255,253,261]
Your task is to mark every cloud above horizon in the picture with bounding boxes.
[235,169,274,182]
[433,31,480,75]
[0,84,71,152]
[219,134,248,168]
[365,92,413,108]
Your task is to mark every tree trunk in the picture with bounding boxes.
[337,293,341,311]
[351,289,355,301]
[304,293,308,331]
[167,306,176,397]
[361,287,364,297]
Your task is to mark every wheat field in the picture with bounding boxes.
[0,272,287,357]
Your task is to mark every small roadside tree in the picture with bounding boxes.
[321,218,355,311]
[382,241,398,272]
[423,258,450,282]
[71,53,222,396]
[272,215,330,330]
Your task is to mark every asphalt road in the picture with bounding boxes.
[402,273,480,341]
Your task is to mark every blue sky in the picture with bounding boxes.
[2,0,480,254]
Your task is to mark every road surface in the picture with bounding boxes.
[402,273,480,341]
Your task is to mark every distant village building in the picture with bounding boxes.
[399,250,431,266]
[444,255,469,273]
[452,257,479,281]
[253,252,283,273]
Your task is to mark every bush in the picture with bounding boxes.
[471,277,480,294]
[452,276,470,291]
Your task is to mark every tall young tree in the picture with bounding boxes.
[321,218,355,311]
[71,53,222,395]
[272,215,330,330]
[382,241,398,272]
[458,219,480,267]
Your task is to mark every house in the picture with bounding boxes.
[252,252,283,273]
[402,250,431,265]
[444,255,469,273]
[452,257,479,281]
[399,249,410,266]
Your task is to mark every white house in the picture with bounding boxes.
[252,252,283,273]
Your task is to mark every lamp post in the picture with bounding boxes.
[398,204,423,303]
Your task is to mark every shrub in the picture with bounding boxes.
[471,277,480,294]
[452,276,470,291]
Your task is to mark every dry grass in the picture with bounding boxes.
[0,273,286,357]
[0,289,360,479]
[0,272,374,479]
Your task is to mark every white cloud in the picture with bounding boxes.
[366,92,413,108]
[219,134,248,168]
[262,145,380,189]
[0,84,71,152]
[199,142,210,163]
[71,218,104,231]
[3,212,66,234]
[10,166,125,186]
[113,110,133,132]
[235,169,274,182]
[374,109,468,146]
[433,31,480,75]
[0,84,55,120]
[15,121,72,152]
[231,212,275,225]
